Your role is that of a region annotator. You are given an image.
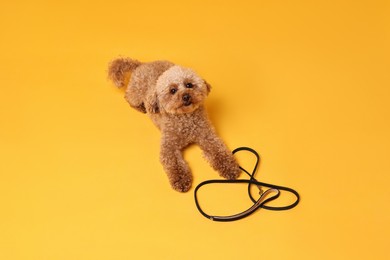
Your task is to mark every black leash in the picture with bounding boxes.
[194,147,300,221]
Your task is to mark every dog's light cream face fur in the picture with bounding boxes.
[155,66,209,114]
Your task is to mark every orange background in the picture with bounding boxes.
[1,0,389,259]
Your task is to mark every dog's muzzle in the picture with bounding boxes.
[182,94,192,106]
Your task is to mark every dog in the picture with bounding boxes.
[108,57,240,192]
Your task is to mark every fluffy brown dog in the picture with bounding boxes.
[108,57,240,192]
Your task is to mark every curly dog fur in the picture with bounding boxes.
[108,57,241,192]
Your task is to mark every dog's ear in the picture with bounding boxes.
[145,93,160,114]
[204,80,211,94]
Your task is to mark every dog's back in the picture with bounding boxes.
[108,58,174,113]
[126,61,174,113]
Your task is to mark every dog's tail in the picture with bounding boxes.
[108,57,142,88]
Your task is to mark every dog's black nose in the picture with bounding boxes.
[182,94,191,103]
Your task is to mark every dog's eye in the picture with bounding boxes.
[185,83,193,88]
[170,88,177,94]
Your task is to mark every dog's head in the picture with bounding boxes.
[149,66,211,114]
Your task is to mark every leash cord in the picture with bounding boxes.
[194,147,300,221]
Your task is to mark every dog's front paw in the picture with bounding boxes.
[218,157,241,180]
[169,171,193,192]
[220,165,241,180]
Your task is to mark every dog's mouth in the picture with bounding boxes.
[178,102,193,109]
[169,93,204,114]
[175,101,198,114]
